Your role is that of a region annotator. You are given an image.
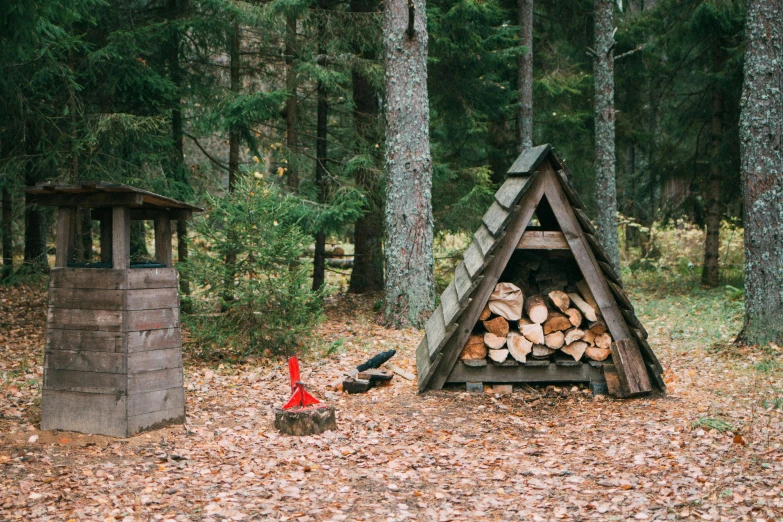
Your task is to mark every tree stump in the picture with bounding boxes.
[274,405,337,436]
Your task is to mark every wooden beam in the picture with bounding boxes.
[112,206,130,269]
[516,231,569,250]
[447,361,602,383]
[29,192,144,209]
[154,214,173,267]
[540,165,651,395]
[55,207,77,268]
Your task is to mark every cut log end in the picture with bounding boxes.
[547,290,571,313]
[544,331,565,349]
[483,316,510,338]
[561,341,588,361]
[564,328,585,345]
[488,348,509,363]
[507,332,532,362]
[274,406,337,436]
[565,308,583,327]
[520,323,545,345]
[460,334,487,360]
[479,304,492,321]
[585,346,611,361]
[594,332,612,349]
[525,295,549,324]
[531,344,556,359]
[484,332,507,350]
[543,312,572,335]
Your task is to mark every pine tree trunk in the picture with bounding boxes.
[2,187,13,275]
[383,0,435,328]
[593,0,621,275]
[285,15,299,191]
[702,54,723,288]
[349,0,384,294]
[312,3,329,292]
[23,139,47,270]
[168,0,190,299]
[737,0,783,346]
[224,20,241,306]
[517,0,533,151]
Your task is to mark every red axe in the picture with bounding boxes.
[282,357,323,410]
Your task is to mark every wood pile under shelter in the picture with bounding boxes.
[25,183,202,437]
[416,144,664,397]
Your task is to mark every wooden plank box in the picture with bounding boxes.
[42,267,185,437]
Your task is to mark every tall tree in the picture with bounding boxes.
[737,0,783,345]
[517,0,533,150]
[284,15,299,191]
[701,42,725,287]
[349,0,385,294]
[592,0,620,273]
[312,0,329,291]
[383,0,435,327]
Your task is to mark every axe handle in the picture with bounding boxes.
[356,349,396,372]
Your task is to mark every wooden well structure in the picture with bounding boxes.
[416,145,664,397]
[26,183,202,437]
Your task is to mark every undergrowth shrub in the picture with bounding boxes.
[180,175,340,359]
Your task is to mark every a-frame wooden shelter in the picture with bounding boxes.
[416,144,665,397]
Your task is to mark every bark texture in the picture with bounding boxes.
[593,0,621,274]
[349,0,385,294]
[737,0,783,345]
[383,0,435,327]
[517,0,533,151]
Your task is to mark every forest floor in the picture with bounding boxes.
[1,278,782,522]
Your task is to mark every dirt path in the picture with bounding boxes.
[1,285,781,521]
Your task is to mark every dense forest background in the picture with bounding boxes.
[0,0,747,307]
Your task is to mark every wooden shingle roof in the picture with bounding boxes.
[25,182,203,212]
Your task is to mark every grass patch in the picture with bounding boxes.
[691,416,734,432]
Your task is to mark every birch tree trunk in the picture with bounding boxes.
[383,0,435,328]
[593,0,621,274]
[737,0,783,345]
[517,0,533,151]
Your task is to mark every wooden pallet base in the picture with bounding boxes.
[446,361,604,384]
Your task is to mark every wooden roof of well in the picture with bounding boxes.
[25,182,203,212]
[415,144,664,396]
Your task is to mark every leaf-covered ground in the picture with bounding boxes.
[1,282,782,521]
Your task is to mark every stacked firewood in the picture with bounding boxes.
[460,273,613,364]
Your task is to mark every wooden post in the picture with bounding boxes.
[100,213,113,264]
[112,206,130,269]
[154,213,173,267]
[55,207,77,268]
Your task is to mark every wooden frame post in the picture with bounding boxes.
[154,213,173,267]
[112,206,130,269]
[55,207,77,268]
